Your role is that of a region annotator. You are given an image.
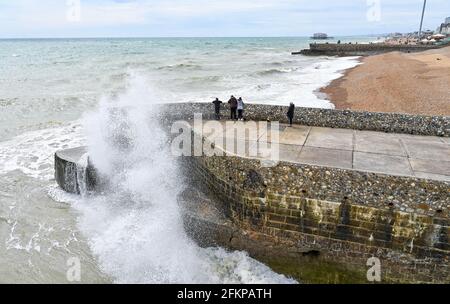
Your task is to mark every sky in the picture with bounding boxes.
[0,0,449,38]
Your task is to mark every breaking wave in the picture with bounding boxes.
[254,67,299,77]
[157,63,203,71]
[75,73,297,284]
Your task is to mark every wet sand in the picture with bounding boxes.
[321,46,450,116]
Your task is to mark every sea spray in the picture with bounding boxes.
[77,73,296,283]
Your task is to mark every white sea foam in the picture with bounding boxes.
[0,122,85,180]
[285,56,362,108]
[72,73,296,284]
[193,55,361,108]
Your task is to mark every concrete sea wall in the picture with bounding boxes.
[54,147,99,194]
[184,155,449,283]
[295,43,447,56]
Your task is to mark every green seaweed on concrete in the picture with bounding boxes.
[261,256,370,284]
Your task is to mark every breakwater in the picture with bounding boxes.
[294,43,448,57]
[54,103,450,283]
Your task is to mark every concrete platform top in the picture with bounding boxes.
[55,146,88,164]
[191,120,450,182]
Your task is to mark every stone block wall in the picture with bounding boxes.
[184,154,450,283]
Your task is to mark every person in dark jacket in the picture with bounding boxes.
[287,102,295,126]
[212,98,223,120]
[228,95,238,120]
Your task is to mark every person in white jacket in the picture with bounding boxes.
[237,97,245,121]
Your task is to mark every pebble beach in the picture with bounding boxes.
[321,46,450,116]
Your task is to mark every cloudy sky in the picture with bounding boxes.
[0,0,449,38]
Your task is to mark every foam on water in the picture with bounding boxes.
[0,122,105,283]
[0,122,85,180]
[73,73,296,284]
[284,56,362,108]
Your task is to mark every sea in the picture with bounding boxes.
[0,36,377,283]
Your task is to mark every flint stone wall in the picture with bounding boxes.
[184,154,449,283]
[160,103,449,137]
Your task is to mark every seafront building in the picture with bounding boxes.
[436,17,450,35]
[386,16,450,39]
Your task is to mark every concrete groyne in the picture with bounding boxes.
[54,103,450,283]
[54,147,98,194]
[294,43,448,56]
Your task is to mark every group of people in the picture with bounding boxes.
[212,96,296,126]
[212,95,245,121]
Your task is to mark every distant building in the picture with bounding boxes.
[388,32,404,38]
[442,26,450,35]
[311,33,333,40]
[436,17,450,36]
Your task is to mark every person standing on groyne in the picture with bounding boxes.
[287,102,295,126]
[212,97,223,120]
[237,97,245,121]
[228,95,238,120]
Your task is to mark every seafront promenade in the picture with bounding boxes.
[189,120,450,182]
